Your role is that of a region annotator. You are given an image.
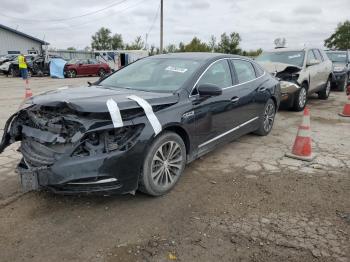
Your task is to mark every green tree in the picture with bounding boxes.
[149,45,156,56]
[178,42,185,52]
[111,33,124,50]
[243,48,263,57]
[67,47,76,51]
[126,36,145,50]
[216,32,241,54]
[166,44,177,53]
[325,20,350,49]
[91,27,112,50]
[183,37,211,52]
[208,35,217,52]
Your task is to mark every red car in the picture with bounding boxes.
[65,58,111,78]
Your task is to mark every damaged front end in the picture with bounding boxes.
[0,104,146,194]
[259,62,302,102]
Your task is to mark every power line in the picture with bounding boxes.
[66,0,147,30]
[147,2,161,35]
[0,0,130,22]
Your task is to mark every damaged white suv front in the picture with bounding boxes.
[256,48,332,111]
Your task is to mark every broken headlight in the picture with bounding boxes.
[72,124,144,157]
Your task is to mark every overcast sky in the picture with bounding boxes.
[1,0,349,51]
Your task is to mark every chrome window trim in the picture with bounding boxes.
[198,116,259,148]
[189,57,265,97]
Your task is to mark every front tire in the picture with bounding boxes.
[292,84,308,111]
[254,98,276,136]
[318,77,331,100]
[139,132,186,196]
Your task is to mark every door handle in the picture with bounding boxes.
[231,96,240,103]
[258,87,267,92]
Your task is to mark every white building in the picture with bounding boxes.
[0,24,49,56]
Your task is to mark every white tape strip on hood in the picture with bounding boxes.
[127,95,162,135]
[106,99,123,128]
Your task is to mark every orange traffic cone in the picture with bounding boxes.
[339,96,350,117]
[24,79,32,99]
[285,107,315,161]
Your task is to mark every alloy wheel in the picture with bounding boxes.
[68,70,76,78]
[151,141,183,189]
[263,103,275,132]
[98,69,105,77]
[299,87,307,108]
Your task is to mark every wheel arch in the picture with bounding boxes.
[162,125,191,155]
[301,80,309,90]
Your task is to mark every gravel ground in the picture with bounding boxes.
[0,75,349,262]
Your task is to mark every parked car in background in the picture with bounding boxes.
[0,54,37,77]
[326,50,350,91]
[0,54,18,65]
[0,54,63,77]
[65,58,111,78]
[256,48,333,111]
[0,53,280,196]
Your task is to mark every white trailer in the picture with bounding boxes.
[94,50,148,71]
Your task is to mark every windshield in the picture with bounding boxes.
[256,51,305,67]
[326,52,347,63]
[100,58,201,92]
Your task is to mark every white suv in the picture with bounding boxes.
[256,48,333,111]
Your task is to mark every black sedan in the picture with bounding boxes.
[0,53,280,196]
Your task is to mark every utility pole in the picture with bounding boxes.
[160,0,163,53]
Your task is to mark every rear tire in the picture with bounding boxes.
[254,98,276,136]
[318,77,331,100]
[139,132,186,196]
[292,84,308,111]
[98,68,106,77]
[67,69,77,78]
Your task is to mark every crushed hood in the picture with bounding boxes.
[27,85,179,113]
[257,61,301,74]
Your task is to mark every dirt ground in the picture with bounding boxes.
[0,75,349,262]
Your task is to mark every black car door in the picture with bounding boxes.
[191,59,243,155]
[229,59,267,128]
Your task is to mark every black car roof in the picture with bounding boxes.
[150,52,244,61]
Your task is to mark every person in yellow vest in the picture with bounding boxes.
[18,54,28,80]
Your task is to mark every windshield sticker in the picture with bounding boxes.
[288,54,301,59]
[165,66,188,73]
[337,54,346,58]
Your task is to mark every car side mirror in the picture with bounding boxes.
[197,84,222,97]
[307,59,319,66]
[79,63,83,66]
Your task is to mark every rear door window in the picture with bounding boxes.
[231,60,257,83]
[253,63,265,77]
